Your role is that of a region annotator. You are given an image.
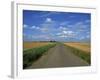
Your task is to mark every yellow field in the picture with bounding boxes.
[64,42,90,53]
[23,42,52,49]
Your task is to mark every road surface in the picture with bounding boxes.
[28,43,89,69]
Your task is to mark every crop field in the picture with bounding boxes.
[23,42,53,50]
[64,42,91,64]
[23,42,56,69]
[64,42,90,53]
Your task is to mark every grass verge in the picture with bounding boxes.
[64,44,91,64]
[23,43,56,69]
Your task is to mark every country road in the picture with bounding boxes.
[28,43,89,69]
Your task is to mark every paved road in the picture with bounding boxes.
[28,44,89,69]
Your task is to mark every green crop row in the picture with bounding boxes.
[23,43,56,69]
[64,45,90,64]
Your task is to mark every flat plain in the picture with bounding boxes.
[23,42,90,69]
[64,42,90,53]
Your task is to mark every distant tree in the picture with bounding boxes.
[50,40,56,42]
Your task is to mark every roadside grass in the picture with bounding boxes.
[64,44,91,64]
[23,43,56,69]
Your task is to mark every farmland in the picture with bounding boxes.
[23,42,53,50]
[64,42,90,53]
[27,43,89,69]
[64,42,90,64]
[23,42,56,69]
[23,42,91,69]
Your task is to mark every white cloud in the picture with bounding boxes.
[39,18,55,33]
[36,27,40,29]
[31,26,36,29]
[56,30,75,38]
[23,24,28,28]
[62,31,67,34]
[59,35,68,38]
[23,24,40,30]
[62,30,74,35]
[46,18,52,22]
[63,31,74,34]
[31,26,40,30]
[59,26,68,30]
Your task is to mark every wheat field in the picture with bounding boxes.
[64,42,90,53]
[23,42,53,50]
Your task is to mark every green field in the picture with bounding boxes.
[23,43,56,69]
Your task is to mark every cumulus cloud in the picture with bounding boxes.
[62,31,74,34]
[31,26,36,29]
[56,30,75,38]
[23,24,40,30]
[38,17,57,33]
[59,26,68,30]
[23,24,28,28]
[45,18,52,23]
[31,26,40,30]
[62,31,67,34]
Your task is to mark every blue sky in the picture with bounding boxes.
[23,10,91,42]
